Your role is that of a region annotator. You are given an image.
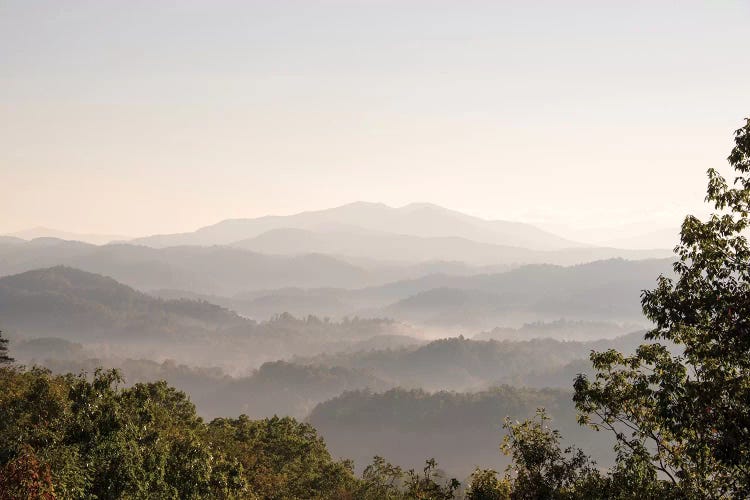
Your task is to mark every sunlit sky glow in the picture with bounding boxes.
[2,0,749,244]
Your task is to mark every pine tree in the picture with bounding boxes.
[0,330,13,365]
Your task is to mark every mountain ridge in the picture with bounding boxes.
[128,201,585,250]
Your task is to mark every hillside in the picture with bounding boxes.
[379,258,671,327]
[308,386,612,478]
[0,266,247,339]
[29,356,391,420]
[0,239,375,294]
[0,267,417,370]
[295,332,646,391]
[145,258,672,328]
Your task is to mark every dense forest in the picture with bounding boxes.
[2,119,750,498]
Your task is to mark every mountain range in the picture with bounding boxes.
[128,202,584,250]
[230,226,668,266]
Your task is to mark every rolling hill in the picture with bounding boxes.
[0,239,375,294]
[308,386,612,478]
[378,258,671,328]
[231,226,669,266]
[0,266,247,339]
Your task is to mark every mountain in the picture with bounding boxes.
[130,202,584,250]
[308,386,611,478]
[0,266,418,371]
[378,258,671,328]
[6,227,128,245]
[0,239,375,294]
[0,266,247,339]
[232,226,670,266]
[145,258,673,327]
[295,331,647,392]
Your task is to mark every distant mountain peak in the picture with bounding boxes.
[129,202,583,251]
[337,201,390,209]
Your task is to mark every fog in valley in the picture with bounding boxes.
[2,1,749,497]
[0,203,676,478]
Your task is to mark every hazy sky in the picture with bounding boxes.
[2,0,749,243]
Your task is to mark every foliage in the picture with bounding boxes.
[403,458,460,500]
[465,468,510,500]
[498,409,604,499]
[0,445,56,500]
[353,456,459,500]
[207,415,356,499]
[357,455,406,499]
[0,366,356,499]
[473,409,675,499]
[574,118,750,498]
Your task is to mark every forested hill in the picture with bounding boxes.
[0,266,247,338]
[0,267,418,370]
[378,258,671,327]
[308,386,612,478]
[0,239,373,293]
[150,258,672,328]
[295,332,647,391]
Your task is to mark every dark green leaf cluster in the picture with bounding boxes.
[0,366,357,499]
[574,118,750,498]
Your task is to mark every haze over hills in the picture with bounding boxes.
[231,226,670,266]
[0,255,669,329]
[4,0,745,495]
[0,204,678,481]
[0,260,664,368]
[129,202,587,250]
[0,236,672,298]
[170,258,670,328]
[0,266,422,370]
[294,331,648,392]
[0,239,377,294]
[308,386,612,478]
[0,261,669,481]
[378,258,670,328]
[5,226,128,245]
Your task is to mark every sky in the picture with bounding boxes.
[1,0,749,244]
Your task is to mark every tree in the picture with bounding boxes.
[352,456,459,500]
[0,367,247,499]
[0,330,13,365]
[498,409,604,499]
[357,456,405,499]
[465,468,510,500]
[403,458,460,500]
[574,117,750,497]
[206,414,357,499]
[0,445,56,500]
